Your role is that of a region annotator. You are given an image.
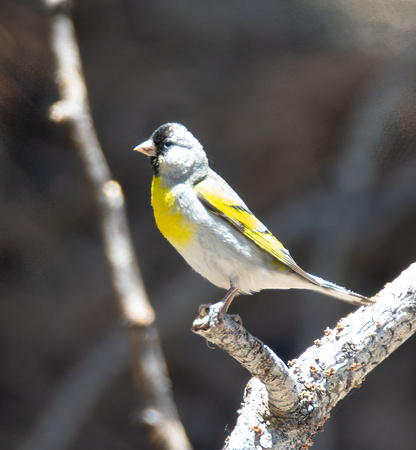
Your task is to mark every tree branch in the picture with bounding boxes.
[193,264,416,449]
[34,1,192,449]
[193,304,300,416]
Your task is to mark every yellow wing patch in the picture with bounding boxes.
[194,173,316,281]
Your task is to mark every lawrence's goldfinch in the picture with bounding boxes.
[134,123,373,312]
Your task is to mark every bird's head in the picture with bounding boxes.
[134,123,209,184]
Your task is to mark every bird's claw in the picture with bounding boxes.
[197,303,211,316]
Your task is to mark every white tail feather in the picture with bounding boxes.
[306,273,374,306]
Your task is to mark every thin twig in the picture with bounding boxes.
[36,1,192,449]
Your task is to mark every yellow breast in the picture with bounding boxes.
[151,176,195,250]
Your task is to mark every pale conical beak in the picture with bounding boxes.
[133,139,157,157]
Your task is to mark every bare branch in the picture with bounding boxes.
[46,0,154,327]
[32,1,192,449]
[193,264,416,449]
[193,303,300,416]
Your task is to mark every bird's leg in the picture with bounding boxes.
[197,284,241,324]
[218,284,242,324]
[220,285,239,314]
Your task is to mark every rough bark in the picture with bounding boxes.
[193,263,416,449]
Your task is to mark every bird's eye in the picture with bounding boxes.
[164,141,173,149]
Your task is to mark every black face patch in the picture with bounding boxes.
[148,123,193,176]
[150,155,159,174]
[149,124,174,175]
[151,124,173,153]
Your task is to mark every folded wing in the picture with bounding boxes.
[194,170,319,285]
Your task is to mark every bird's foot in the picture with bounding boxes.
[197,303,212,316]
[228,313,242,325]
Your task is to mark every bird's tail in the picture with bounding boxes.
[306,273,374,306]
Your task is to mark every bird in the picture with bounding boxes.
[134,123,373,314]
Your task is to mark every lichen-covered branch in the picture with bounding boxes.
[40,1,192,449]
[193,264,416,449]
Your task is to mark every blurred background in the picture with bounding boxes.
[1,0,416,449]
